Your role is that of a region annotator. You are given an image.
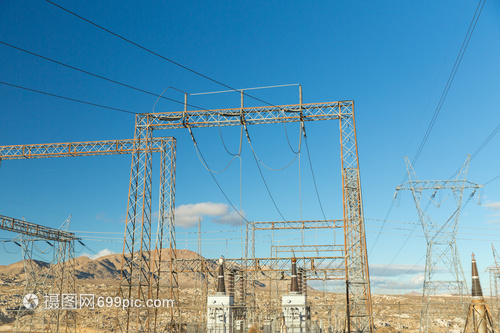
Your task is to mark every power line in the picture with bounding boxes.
[187,127,249,224]
[244,126,288,221]
[447,120,500,179]
[0,41,206,111]
[45,0,277,108]
[0,81,138,115]
[245,126,301,171]
[378,0,488,248]
[303,132,327,221]
[471,121,500,161]
[368,199,396,255]
[485,173,500,186]
[411,0,486,167]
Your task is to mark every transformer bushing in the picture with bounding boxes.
[282,258,309,333]
[463,254,497,333]
[207,257,234,333]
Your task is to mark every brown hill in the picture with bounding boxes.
[0,249,231,288]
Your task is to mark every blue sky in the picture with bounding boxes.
[1,0,499,294]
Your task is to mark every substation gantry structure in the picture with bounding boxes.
[0,137,176,333]
[0,97,374,332]
[118,97,374,332]
[0,214,79,333]
[395,155,482,333]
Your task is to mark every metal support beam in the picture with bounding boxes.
[0,215,78,242]
[0,138,166,160]
[251,219,343,230]
[174,256,345,280]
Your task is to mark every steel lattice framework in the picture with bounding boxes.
[396,156,482,333]
[251,219,343,230]
[0,215,79,333]
[0,137,177,333]
[123,99,374,332]
[174,256,345,279]
[0,138,169,160]
[270,244,344,257]
[0,215,78,242]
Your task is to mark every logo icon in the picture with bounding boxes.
[23,294,39,309]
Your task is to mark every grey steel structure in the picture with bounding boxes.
[396,156,482,333]
[0,215,79,333]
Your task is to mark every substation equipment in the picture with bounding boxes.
[1,95,374,332]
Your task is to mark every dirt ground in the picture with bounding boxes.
[0,282,482,332]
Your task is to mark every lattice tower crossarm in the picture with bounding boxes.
[0,138,169,160]
[395,156,482,333]
[0,215,79,242]
[251,219,343,230]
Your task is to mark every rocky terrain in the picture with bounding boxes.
[0,250,482,332]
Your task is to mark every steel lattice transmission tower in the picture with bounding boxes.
[396,155,482,333]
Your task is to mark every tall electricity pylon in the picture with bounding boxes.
[396,156,482,333]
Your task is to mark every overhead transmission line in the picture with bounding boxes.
[244,125,288,221]
[370,0,486,252]
[303,131,327,221]
[46,0,276,109]
[376,189,479,276]
[48,0,326,219]
[0,81,138,115]
[411,0,486,167]
[18,0,328,226]
[447,120,500,179]
[186,127,249,224]
[0,41,206,111]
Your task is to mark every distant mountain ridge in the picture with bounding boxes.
[0,249,222,287]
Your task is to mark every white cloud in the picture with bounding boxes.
[369,274,424,291]
[175,202,244,228]
[95,212,111,223]
[82,248,116,260]
[485,202,500,211]
[484,201,500,224]
[369,264,426,277]
[409,273,425,285]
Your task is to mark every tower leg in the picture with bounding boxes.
[339,105,373,332]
